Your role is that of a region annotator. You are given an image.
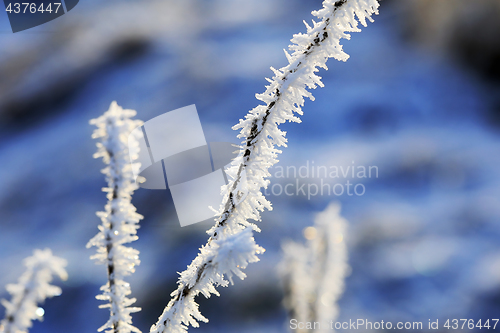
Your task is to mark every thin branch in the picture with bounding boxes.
[87,101,144,333]
[150,1,379,332]
[280,203,349,333]
[0,249,67,333]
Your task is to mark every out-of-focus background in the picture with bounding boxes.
[1,0,500,332]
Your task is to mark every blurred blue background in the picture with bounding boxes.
[1,0,500,332]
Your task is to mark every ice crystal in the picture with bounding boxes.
[150,1,378,332]
[87,101,144,333]
[0,249,67,333]
[280,203,349,332]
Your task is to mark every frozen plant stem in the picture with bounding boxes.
[150,1,379,332]
[0,249,67,333]
[280,203,349,333]
[87,102,144,333]
[310,203,349,333]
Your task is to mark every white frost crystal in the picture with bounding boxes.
[0,249,67,333]
[87,101,144,333]
[281,203,349,333]
[150,1,378,332]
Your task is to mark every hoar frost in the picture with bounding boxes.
[87,101,144,333]
[281,203,349,333]
[150,1,379,332]
[0,249,67,333]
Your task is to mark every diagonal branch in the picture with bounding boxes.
[213,0,348,235]
[150,1,379,332]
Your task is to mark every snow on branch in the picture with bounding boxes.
[87,101,144,333]
[0,249,67,333]
[150,1,378,332]
[311,203,349,332]
[280,241,312,329]
[280,203,349,333]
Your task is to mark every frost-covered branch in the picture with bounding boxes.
[150,1,378,332]
[311,203,349,332]
[280,203,349,333]
[87,101,144,333]
[0,249,67,333]
[280,241,312,328]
